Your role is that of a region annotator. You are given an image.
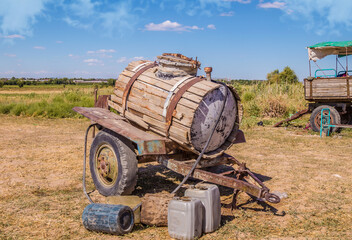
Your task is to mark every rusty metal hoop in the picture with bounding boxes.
[121,62,158,117]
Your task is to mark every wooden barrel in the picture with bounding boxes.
[108,60,242,158]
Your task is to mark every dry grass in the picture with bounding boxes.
[1,115,352,239]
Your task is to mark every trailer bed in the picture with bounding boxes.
[304,77,352,101]
[73,107,168,155]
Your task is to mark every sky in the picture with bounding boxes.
[1,0,352,81]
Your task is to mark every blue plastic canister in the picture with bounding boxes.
[82,203,134,235]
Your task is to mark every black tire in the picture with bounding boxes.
[309,105,341,132]
[89,129,137,196]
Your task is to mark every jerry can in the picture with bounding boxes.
[185,183,221,233]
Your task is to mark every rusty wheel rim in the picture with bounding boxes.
[94,144,118,187]
[314,110,335,128]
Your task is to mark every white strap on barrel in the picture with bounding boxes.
[132,62,151,72]
[162,76,194,118]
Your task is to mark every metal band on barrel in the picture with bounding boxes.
[162,76,194,118]
[165,77,203,136]
[121,62,158,117]
[132,62,151,72]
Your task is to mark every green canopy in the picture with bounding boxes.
[309,41,352,49]
[308,40,352,61]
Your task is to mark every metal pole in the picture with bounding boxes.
[309,60,311,77]
[346,47,349,74]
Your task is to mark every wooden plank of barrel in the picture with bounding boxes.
[108,60,242,158]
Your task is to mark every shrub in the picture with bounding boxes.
[247,102,261,117]
[267,69,280,84]
[267,67,298,84]
[280,66,298,84]
[263,97,287,118]
[17,81,24,88]
[242,91,255,102]
[107,79,116,86]
[10,103,27,116]
[0,103,16,114]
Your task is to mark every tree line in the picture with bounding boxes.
[218,66,298,85]
[0,77,116,88]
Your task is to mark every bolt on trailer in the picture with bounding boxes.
[305,41,352,132]
[74,53,281,209]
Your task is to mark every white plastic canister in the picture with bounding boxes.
[168,197,203,240]
[184,183,221,233]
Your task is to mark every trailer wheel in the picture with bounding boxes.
[89,129,137,196]
[309,105,341,132]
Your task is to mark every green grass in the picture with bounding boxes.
[0,85,114,118]
[0,82,306,121]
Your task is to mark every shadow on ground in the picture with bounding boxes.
[133,162,283,224]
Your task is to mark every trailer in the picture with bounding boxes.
[74,105,279,208]
[275,41,352,130]
[305,41,352,132]
[74,54,281,208]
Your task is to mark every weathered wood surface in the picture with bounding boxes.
[305,77,352,100]
[109,60,242,158]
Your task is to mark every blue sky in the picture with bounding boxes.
[1,0,352,80]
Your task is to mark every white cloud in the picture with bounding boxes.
[117,57,127,63]
[222,0,251,3]
[84,59,99,63]
[87,49,115,59]
[61,1,138,36]
[132,56,144,61]
[100,1,138,36]
[145,20,203,32]
[220,11,234,16]
[258,1,285,9]
[87,49,116,54]
[56,40,63,44]
[33,46,46,50]
[0,0,50,37]
[207,24,216,30]
[281,0,352,34]
[100,54,113,58]
[4,53,16,57]
[63,17,90,29]
[83,58,103,66]
[68,53,80,59]
[3,34,25,39]
[174,0,250,17]
[117,56,144,63]
[67,0,97,18]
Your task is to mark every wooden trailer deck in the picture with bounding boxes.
[304,76,352,101]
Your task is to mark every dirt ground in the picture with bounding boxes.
[0,115,351,239]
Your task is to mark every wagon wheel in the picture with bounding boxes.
[309,105,341,133]
[89,129,137,196]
